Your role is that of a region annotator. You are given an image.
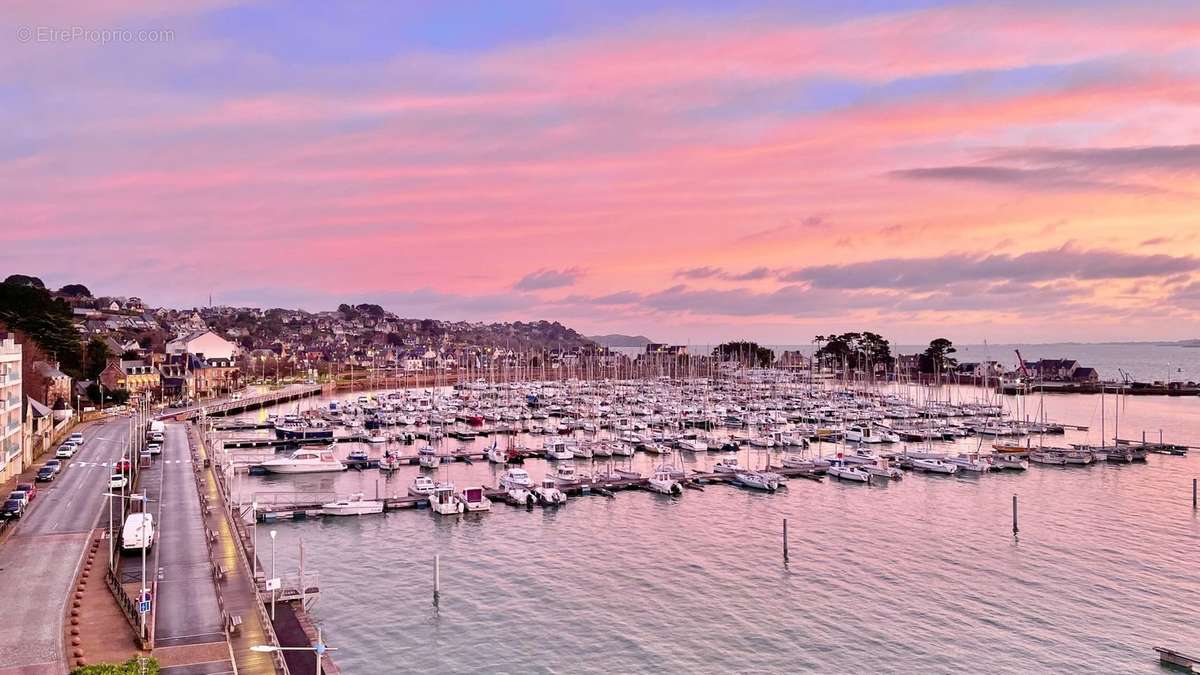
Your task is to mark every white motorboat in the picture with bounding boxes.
[572,443,594,459]
[498,468,532,490]
[532,476,567,505]
[429,483,464,515]
[781,455,830,474]
[418,446,440,469]
[840,448,880,465]
[947,453,991,473]
[457,486,491,512]
[543,440,574,461]
[486,442,507,463]
[992,454,1029,471]
[844,424,887,444]
[713,453,741,473]
[614,468,642,480]
[863,458,903,481]
[554,462,578,485]
[378,453,401,473]
[610,442,635,457]
[321,493,384,516]
[260,447,345,474]
[365,434,387,444]
[677,438,707,453]
[1030,448,1068,465]
[652,463,686,480]
[591,442,613,457]
[911,457,959,474]
[408,475,437,497]
[647,468,683,495]
[828,460,871,483]
[733,470,778,491]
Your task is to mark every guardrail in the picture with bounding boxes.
[105,567,152,650]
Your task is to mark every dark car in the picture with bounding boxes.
[15,483,36,501]
[36,466,56,482]
[7,490,29,508]
[1,499,23,519]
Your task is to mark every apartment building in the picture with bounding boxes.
[0,336,23,484]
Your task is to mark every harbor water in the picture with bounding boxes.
[234,389,1200,673]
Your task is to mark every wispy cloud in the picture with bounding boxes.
[514,268,584,291]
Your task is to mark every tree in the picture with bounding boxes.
[70,656,159,674]
[713,341,775,367]
[814,332,893,371]
[0,279,84,376]
[57,283,92,297]
[84,337,111,380]
[4,274,44,288]
[919,337,957,374]
[86,383,129,405]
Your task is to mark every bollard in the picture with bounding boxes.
[783,518,789,562]
[1012,494,1019,535]
[433,554,440,607]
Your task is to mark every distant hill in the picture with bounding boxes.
[589,333,653,348]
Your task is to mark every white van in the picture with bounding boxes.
[147,420,166,440]
[122,513,155,551]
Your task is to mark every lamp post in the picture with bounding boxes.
[251,501,259,580]
[270,529,277,620]
[251,626,337,675]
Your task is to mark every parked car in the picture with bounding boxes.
[68,432,85,446]
[44,460,62,474]
[36,466,56,482]
[149,432,164,444]
[1,499,23,519]
[108,474,128,490]
[7,490,29,508]
[56,444,76,459]
[147,443,162,456]
[16,483,36,501]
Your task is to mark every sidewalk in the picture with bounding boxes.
[189,426,280,675]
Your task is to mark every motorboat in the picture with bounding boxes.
[418,446,440,469]
[365,434,387,444]
[863,458,903,481]
[498,468,532,490]
[652,463,686,480]
[457,486,491,512]
[614,468,642,480]
[839,448,880,465]
[260,447,345,474]
[1030,449,1068,465]
[844,424,889,444]
[543,440,574,461]
[572,443,594,459]
[321,493,384,516]
[910,457,959,474]
[991,454,1029,471]
[677,438,707,453]
[733,470,778,491]
[532,477,567,505]
[408,475,437,497]
[590,442,613,457]
[486,442,507,463]
[347,449,369,462]
[947,453,991,473]
[828,460,871,483]
[713,453,741,473]
[554,463,578,485]
[781,455,830,474]
[647,468,683,495]
[429,483,463,515]
[610,442,635,457]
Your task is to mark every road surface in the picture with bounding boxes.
[0,418,129,675]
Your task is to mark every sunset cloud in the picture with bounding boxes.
[4,0,1200,342]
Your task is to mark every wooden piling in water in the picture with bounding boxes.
[433,554,440,606]
[1012,495,1019,535]
[1193,478,1197,510]
[783,518,789,562]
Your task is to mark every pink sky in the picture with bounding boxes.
[3,1,1200,343]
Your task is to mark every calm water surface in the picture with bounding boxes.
[234,390,1200,673]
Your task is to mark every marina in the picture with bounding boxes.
[202,375,1200,673]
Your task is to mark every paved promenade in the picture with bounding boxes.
[0,419,127,675]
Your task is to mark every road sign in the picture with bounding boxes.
[265,578,281,591]
[138,600,151,614]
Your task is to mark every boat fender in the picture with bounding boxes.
[457,502,464,513]
[526,494,536,508]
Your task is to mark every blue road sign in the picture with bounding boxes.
[138,600,151,614]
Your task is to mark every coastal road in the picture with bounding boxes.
[0,418,129,675]
[152,423,226,649]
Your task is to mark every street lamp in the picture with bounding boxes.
[104,492,152,639]
[250,501,259,580]
[251,626,337,675]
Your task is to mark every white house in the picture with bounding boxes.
[167,330,238,361]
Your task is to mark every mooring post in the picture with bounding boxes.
[1012,494,1019,535]
[1193,478,1197,510]
[783,518,789,562]
[433,554,440,606]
